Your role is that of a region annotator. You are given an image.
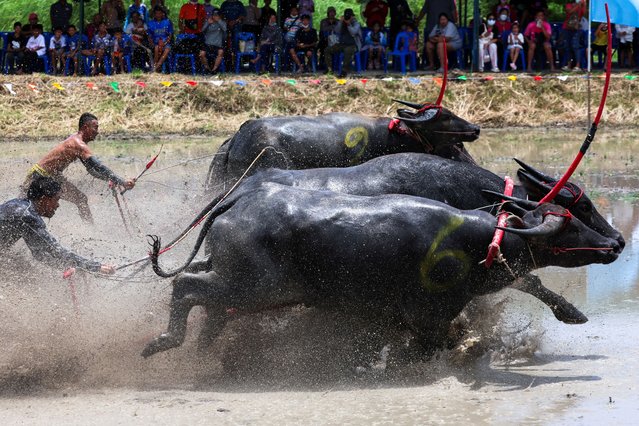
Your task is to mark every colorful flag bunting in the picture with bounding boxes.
[507,75,517,81]
[360,78,368,84]
[234,80,246,86]
[408,77,421,84]
[309,79,321,84]
[261,79,272,86]
[3,83,16,95]
[483,76,495,81]
[534,75,543,81]
[185,80,198,86]
[557,75,568,81]
[52,82,64,90]
[87,82,97,90]
[336,79,347,85]
[457,75,467,81]
[433,77,443,86]
[624,75,637,80]
[27,83,39,93]
[381,77,394,82]
[210,80,224,86]
[135,81,146,88]
[160,81,173,87]
[110,82,121,92]
[286,79,297,85]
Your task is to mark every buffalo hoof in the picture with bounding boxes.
[552,305,589,325]
[141,332,183,358]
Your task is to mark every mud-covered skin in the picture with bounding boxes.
[205,110,480,193]
[143,185,621,358]
[199,153,625,324]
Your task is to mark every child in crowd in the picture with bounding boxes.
[49,27,67,75]
[591,22,608,68]
[363,21,387,70]
[111,29,128,73]
[64,25,83,75]
[615,24,635,68]
[24,24,46,73]
[5,22,26,74]
[91,22,112,75]
[507,22,524,70]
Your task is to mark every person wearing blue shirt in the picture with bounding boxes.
[125,0,148,27]
[147,6,174,71]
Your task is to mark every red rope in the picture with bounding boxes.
[540,3,612,204]
[484,176,514,268]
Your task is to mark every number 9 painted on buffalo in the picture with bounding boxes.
[344,126,369,163]
[419,217,471,293]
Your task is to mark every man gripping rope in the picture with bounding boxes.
[2,176,115,274]
[21,113,135,223]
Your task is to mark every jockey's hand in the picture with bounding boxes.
[100,264,116,275]
[122,179,136,190]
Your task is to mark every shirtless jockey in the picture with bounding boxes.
[21,113,136,223]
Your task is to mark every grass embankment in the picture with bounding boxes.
[0,73,637,141]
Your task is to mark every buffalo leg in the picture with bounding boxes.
[142,270,229,358]
[510,274,588,324]
[197,304,228,352]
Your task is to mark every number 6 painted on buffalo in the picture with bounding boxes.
[419,217,471,293]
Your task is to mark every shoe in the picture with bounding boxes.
[491,67,500,72]
[572,66,583,72]
[478,67,484,72]
[561,65,570,72]
[510,62,516,70]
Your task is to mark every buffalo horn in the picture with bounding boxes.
[393,116,420,123]
[513,158,556,183]
[393,99,425,110]
[496,213,566,237]
[481,190,539,210]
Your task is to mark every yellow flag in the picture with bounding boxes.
[507,75,517,81]
[160,81,173,87]
[52,82,64,91]
[336,79,347,85]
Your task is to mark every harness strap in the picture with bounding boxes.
[484,176,514,268]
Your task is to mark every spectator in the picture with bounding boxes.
[91,23,113,75]
[251,13,283,73]
[522,0,548,28]
[290,14,317,72]
[151,0,170,16]
[147,6,174,72]
[49,27,67,75]
[203,0,216,18]
[50,0,73,32]
[220,0,247,68]
[415,0,456,38]
[85,14,103,42]
[492,0,514,22]
[404,21,418,53]
[102,0,126,34]
[325,8,362,77]
[319,6,339,68]
[176,0,206,57]
[244,0,262,39]
[64,24,89,76]
[22,13,40,39]
[283,6,302,47]
[495,7,512,34]
[616,24,635,68]
[524,10,555,72]
[200,9,227,74]
[388,0,412,48]
[478,13,500,72]
[362,21,387,70]
[507,21,524,70]
[125,11,152,69]
[298,0,315,26]
[24,24,46,74]
[259,0,276,32]
[560,0,586,72]
[5,22,26,75]
[125,0,148,27]
[111,29,129,73]
[425,13,462,72]
[364,0,389,29]
[591,22,608,68]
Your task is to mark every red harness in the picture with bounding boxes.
[484,176,514,268]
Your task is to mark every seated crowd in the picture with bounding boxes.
[1,0,634,76]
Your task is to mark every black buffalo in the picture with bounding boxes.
[205,102,480,194]
[142,184,621,358]
[184,153,625,324]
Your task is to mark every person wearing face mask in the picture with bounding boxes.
[560,0,586,72]
[495,7,512,34]
[492,0,514,22]
[478,13,501,72]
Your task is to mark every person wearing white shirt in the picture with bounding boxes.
[25,24,46,73]
[615,24,635,67]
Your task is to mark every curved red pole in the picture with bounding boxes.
[540,3,612,204]
[435,37,448,105]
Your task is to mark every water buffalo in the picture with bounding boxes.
[142,183,621,358]
[205,102,480,194]
[189,153,625,324]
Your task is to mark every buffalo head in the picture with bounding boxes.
[484,192,621,267]
[514,158,625,250]
[394,99,480,147]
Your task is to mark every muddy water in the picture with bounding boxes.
[0,128,637,424]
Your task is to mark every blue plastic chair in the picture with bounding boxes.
[0,32,9,72]
[390,31,417,74]
[172,33,197,75]
[360,30,388,72]
[235,32,258,73]
[500,30,526,71]
[335,50,363,74]
[254,48,280,74]
[203,48,226,73]
[291,50,317,73]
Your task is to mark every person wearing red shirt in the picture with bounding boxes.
[177,0,206,55]
[364,0,389,29]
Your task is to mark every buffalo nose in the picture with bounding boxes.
[617,234,626,251]
[611,240,622,254]
[473,126,480,137]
